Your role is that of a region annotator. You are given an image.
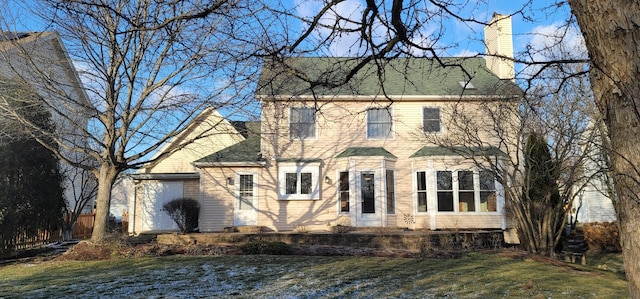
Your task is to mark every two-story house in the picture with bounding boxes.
[131,14,522,234]
[0,31,95,216]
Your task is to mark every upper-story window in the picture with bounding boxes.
[367,107,393,139]
[290,107,316,139]
[423,107,441,133]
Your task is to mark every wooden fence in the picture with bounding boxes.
[3,210,129,252]
[72,212,96,239]
[3,229,62,251]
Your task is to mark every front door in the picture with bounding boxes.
[234,174,258,226]
[358,172,381,226]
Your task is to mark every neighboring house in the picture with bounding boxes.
[0,31,95,214]
[131,14,523,234]
[569,121,617,224]
[572,179,616,224]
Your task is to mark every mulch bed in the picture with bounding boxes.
[52,240,462,261]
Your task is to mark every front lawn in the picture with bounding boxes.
[0,252,627,298]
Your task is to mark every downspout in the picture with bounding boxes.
[131,181,138,235]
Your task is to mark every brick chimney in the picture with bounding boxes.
[485,13,514,81]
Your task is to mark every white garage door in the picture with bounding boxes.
[140,181,183,232]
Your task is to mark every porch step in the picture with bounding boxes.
[566,229,588,253]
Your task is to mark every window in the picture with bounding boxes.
[437,171,454,212]
[416,171,427,212]
[386,170,395,214]
[367,107,393,139]
[423,107,441,133]
[278,163,320,200]
[416,169,499,213]
[285,172,312,195]
[480,170,497,212]
[458,171,475,212]
[339,172,349,212]
[290,107,316,139]
[361,172,376,213]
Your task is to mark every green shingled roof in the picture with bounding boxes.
[410,146,507,158]
[194,122,263,164]
[256,57,521,97]
[336,147,397,159]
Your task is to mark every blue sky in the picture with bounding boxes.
[286,0,577,59]
[3,0,581,118]
[4,0,576,58]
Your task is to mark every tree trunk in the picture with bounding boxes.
[569,1,640,297]
[91,165,119,243]
[62,224,73,241]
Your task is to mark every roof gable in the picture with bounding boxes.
[194,121,262,165]
[143,108,247,173]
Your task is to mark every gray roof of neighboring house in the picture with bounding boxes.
[336,147,397,159]
[256,57,522,97]
[194,121,263,164]
[0,32,32,42]
[409,146,507,158]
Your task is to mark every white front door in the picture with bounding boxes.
[140,181,182,232]
[234,174,258,226]
[357,172,382,226]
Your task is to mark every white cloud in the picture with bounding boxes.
[525,22,586,61]
[295,0,368,56]
[451,49,479,57]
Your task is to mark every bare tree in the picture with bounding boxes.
[0,0,263,242]
[60,158,98,241]
[569,1,640,296]
[2,0,639,293]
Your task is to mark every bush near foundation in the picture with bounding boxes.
[162,198,199,233]
[582,222,621,253]
[238,241,291,255]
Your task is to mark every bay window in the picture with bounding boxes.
[437,171,454,212]
[339,172,349,212]
[416,171,428,212]
[480,170,497,212]
[416,169,498,213]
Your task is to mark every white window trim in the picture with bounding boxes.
[289,107,317,140]
[235,171,259,211]
[337,170,351,214]
[278,162,321,200]
[415,170,429,214]
[422,106,443,134]
[366,107,395,140]
[414,168,501,215]
[385,169,396,215]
